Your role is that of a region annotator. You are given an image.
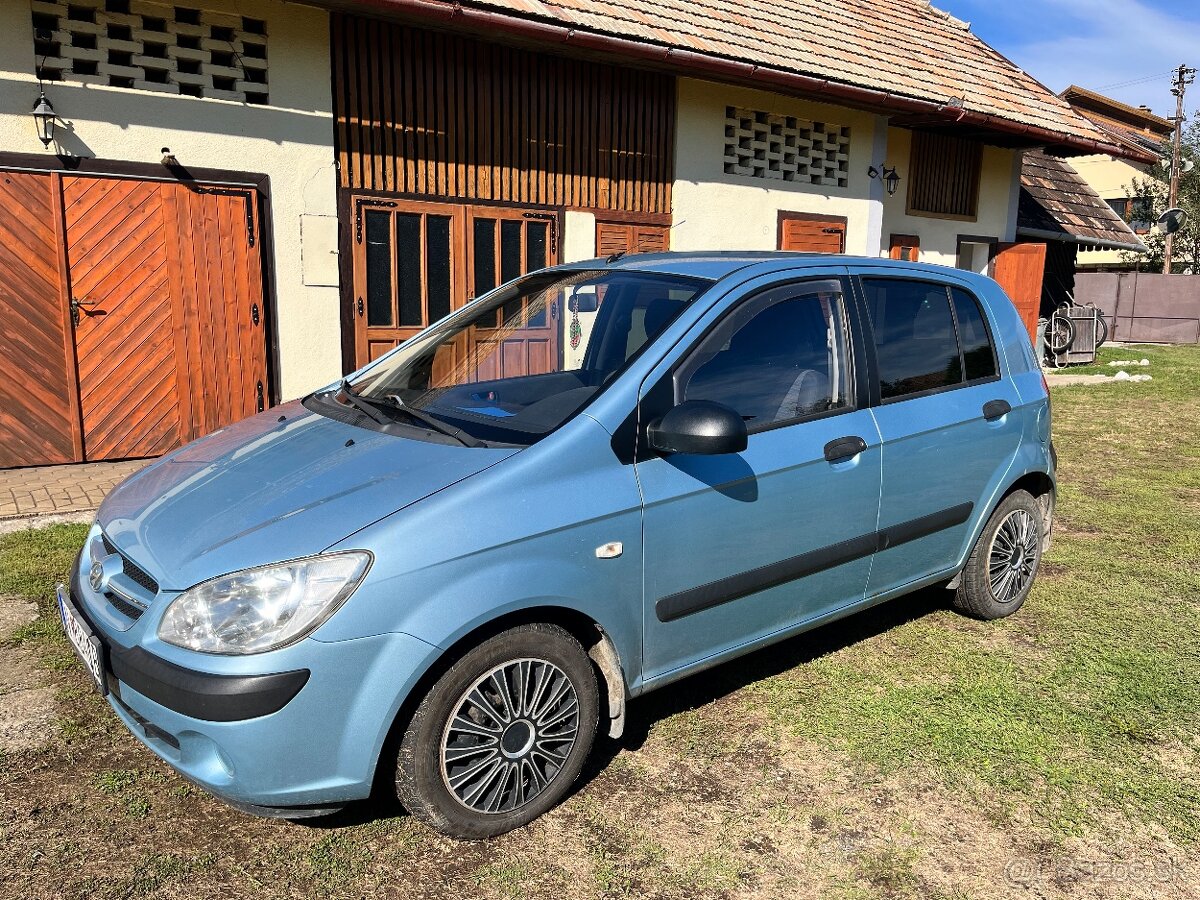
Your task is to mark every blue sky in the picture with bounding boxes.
[934,0,1200,118]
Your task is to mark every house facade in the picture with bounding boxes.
[1059,85,1173,271]
[0,0,1143,468]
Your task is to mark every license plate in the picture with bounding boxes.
[57,585,107,696]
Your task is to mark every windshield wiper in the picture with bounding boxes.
[331,380,391,426]
[385,394,486,448]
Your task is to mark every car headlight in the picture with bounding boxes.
[157,552,372,655]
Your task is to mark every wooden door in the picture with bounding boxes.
[991,242,1046,344]
[351,198,466,367]
[0,167,271,467]
[466,207,560,380]
[0,172,80,468]
[778,213,846,253]
[62,177,183,460]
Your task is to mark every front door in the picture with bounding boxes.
[350,197,559,368]
[636,275,882,682]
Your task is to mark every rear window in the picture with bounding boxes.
[862,279,998,401]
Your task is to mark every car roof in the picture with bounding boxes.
[555,251,981,283]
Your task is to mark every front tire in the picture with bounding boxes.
[395,623,598,839]
[953,490,1044,620]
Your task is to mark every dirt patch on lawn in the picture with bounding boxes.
[0,597,56,752]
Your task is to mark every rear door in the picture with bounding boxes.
[854,272,1023,596]
[636,273,882,682]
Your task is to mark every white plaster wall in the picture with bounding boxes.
[879,127,1019,267]
[671,78,881,255]
[0,0,339,400]
[562,209,597,262]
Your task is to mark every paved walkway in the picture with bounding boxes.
[0,459,151,522]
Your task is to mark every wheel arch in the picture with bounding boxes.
[370,605,628,800]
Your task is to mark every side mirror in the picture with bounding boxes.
[647,400,748,456]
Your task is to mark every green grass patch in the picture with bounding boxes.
[748,345,1200,840]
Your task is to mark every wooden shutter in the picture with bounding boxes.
[596,222,670,257]
[907,131,983,219]
[777,214,846,253]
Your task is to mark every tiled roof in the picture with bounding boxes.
[461,0,1120,150]
[1017,150,1146,251]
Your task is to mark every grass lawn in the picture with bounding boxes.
[1,344,1198,899]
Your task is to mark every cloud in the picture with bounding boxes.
[945,0,1200,114]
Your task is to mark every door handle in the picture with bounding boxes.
[824,435,867,463]
[982,399,1011,420]
[69,297,101,324]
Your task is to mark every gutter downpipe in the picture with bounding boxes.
[346,0,1157,165]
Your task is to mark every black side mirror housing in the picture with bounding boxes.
[647,400,748,456]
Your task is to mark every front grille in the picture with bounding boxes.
[101,533,160,595]
[107,593,145,620]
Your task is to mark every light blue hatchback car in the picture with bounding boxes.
[59,252,1055,838]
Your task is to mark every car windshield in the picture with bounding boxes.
[338,269,710,445]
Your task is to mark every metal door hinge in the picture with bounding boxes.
[355,198,398,243]
[522,212,559,255]
[256,381,265,412]
[251,302,260,326]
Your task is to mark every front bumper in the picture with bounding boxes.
[65,561,439,813]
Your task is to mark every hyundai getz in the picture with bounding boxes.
[59,253,1054,838]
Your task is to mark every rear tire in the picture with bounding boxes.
[395,623,598,839]
[953,490,1043,620]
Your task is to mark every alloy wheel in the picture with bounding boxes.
[987,508,1039,604]
[440,658,580,814]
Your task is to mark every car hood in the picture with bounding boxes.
[98,401,518,589]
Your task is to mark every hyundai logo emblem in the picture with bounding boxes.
[89,561,105,593]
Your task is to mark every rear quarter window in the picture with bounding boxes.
[862,278,999,402]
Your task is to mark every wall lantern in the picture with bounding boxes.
[32,91,56,148]
[868,164,901,196]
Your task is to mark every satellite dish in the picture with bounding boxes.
[1158,208,1187,234]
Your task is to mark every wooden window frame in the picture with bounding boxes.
[776,211,848,253]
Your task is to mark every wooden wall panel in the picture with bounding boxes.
[332,14,675,215]
[0,172,79,467]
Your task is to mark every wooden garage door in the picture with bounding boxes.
[778,213,846,253]
[0,170,270,467]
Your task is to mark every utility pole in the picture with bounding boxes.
[1163,63,1196,275]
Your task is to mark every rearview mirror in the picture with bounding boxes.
[647,400,748,456]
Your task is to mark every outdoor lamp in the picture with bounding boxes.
[868,164,901,196]
[32,91,56,148]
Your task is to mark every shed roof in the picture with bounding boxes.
[1017,150,1147,252]
[347,0,1152,161]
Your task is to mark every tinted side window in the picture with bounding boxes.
[950,288,998,381]
[862,279,960,400]
[680,282,852,429]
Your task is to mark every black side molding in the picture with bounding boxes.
[109,646,309,722]
[655,501,974,623]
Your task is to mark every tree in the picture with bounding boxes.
[1120,110,1200,273]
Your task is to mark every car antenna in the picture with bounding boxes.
[606,250,627,264]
